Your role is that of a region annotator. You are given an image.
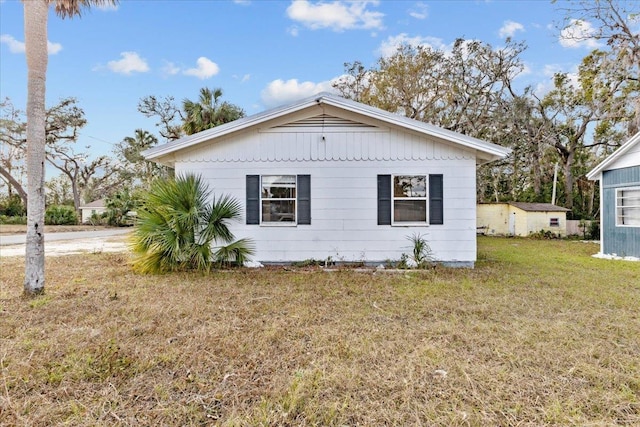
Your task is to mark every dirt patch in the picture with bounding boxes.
[0,234,129,257]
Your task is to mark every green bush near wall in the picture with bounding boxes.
[45,205,78,225]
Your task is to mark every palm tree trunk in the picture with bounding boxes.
[24,0,49,295]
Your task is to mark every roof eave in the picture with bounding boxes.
[586,131,640,180]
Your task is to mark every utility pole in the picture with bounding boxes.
[551,162,558,205]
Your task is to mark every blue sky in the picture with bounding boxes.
[0,0,602,159]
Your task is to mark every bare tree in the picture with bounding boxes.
[557,0,640,132]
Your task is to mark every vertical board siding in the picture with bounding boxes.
[183,127,473,163]
[602,166,640,257]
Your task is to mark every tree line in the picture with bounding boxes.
[0,87,245,219]
[5,1,637,224]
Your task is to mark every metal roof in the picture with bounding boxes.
[509,202,570,212]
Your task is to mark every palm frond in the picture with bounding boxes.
[130,173,254,274]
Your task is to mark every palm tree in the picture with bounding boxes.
[130,174,254,274]
[118,129,167,188]
[23,0,117,296]
[182,87,245,135]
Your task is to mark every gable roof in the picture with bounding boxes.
[586,132,640,180]
[79,199,106,209]
[142,92,510,166]
[509,202,570,212]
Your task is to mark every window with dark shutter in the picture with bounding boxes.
[246,175,260,224]
[429,174,443,225]
[248,174,311,225]
[297,175,311,225]
[378,175,391,225]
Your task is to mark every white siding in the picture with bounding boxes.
[174,126,478,264]
[607,144,640,170]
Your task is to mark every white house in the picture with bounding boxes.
[587,132,640,258]
[79,199,107,224]
[143,93,510,267]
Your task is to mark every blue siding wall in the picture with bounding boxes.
[602,166,640,257]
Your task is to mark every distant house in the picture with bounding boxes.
[79,199,106,224]
[587,132,640,258]
[143,93,509,267]
[477,202,570,237]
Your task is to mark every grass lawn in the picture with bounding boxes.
[1,237,639,426]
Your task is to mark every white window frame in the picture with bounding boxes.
[391,174,429,226]
[260,175,297,226]
[616,186,640,227]
[549,218,560,227]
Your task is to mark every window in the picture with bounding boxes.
[377,174,443,226]
[246,175,310,225]
[550,218,559,227]
[616,187,640,227]
[393,175,427,224]
[261,175,296,223]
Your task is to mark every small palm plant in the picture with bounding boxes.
[405,232,434,268]
[130,174,254,274]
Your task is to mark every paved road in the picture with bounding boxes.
[0,228,131,246]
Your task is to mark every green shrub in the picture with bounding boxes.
[0,215,27,225]
[45,205,78,225]
[0,194,26,216]
[588,221,600,240]
[529,229,559,239]
[106,189,139,227]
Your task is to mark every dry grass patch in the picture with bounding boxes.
[1,237,639,426]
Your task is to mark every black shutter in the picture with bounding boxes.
[377,175,391,225]
[297,175,311,225]
[429,174,443,225]
[246,175,259,224]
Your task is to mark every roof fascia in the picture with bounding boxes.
[586,132,640,180]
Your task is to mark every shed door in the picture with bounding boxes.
[509,212,516,235]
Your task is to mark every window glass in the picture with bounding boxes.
[261,175,296,223]
[393,175,427,223]
[617,187,640,226]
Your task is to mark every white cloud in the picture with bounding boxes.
[1,34,24,53]
[376,33,449,57]
[533,64,579,96]
[161,61,180,77]
[1,34,62,55]
[261,78,336,108]
[47,41,63,54]
[409,2,428,20]
[233,73,251,83]
[183,57,220,80]
[288,26,300,37]
[286,0,384,32]
[499,20,524,38]
[233,0,251,4]
[559,19,602,49]
[107,52,149,75]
